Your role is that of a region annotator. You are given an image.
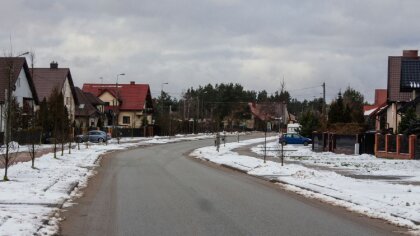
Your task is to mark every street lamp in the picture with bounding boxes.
[161,82,168,97]
[114,73,125,144]
[160,82,168,136]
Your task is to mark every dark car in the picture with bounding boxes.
[279,133,312,146]
[75,130,111,143]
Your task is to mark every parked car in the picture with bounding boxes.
[279,133,312,146]
[75,130,111,143]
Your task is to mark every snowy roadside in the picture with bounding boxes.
[190,138,420,233]
[0,133,226,236]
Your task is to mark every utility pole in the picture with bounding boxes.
[322,82,326,120]
[169,105,172,139]
[197,96,200,133]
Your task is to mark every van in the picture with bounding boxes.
[287,123,301,134]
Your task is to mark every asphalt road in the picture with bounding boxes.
[60,135,404,236]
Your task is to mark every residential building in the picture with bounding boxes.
[74,87,105,131]
[31,62,78,121]
[0,57,39,133]
[385,50,420,133]
[82,81,154,128]
[248,102,289,131]
[363,89,387,131]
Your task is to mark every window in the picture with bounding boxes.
[22,98,33,114]
[123,116,130,124]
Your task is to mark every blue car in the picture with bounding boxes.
[279,133,312,146]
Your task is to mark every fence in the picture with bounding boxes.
[416,135,420,159]
[375,134,417,159]
[312,132,376,155]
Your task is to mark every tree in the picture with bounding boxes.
[343,87,365,123]
[48,87,64,158]
[399,108,418,134]
[298,110,320,137]
[1,97,21,181]
[328,92,343,123]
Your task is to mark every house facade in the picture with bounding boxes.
[74,87,105,132]
[31,62,78,121]
[385,50,419,133]
[248,102,289,131]
[0,57,39,133]
[82,81,154,128]
[364,89,387,131]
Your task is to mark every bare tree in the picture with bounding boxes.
[1,56,22,180]
[25,51,41,168]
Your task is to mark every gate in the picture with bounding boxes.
[416,135,420,160]
[360,132,375,155]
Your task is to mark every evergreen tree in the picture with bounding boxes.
[328,92,346,123]
[399,108,418,134]
[343,87,365,123]
[298,110,320,137]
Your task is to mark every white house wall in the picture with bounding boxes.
[1,68,35,132]
[13,68,33,106]
[62,77,75,121]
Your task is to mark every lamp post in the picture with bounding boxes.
[114,73,125,144]
[161,82,168,135]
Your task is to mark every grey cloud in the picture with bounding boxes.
[2,0,420,103]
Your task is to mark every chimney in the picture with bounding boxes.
[50,61,58,69]
[130,81,135,85]
[402,50,418,58]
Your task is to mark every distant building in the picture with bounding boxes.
[363,89,387,131]
[74,87,105,131]
[248,102,289,131]
[82,82,154,128]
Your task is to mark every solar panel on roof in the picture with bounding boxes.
[401,59,420,91]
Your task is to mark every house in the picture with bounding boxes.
[363,89,387,131]
[385,50,419,133]
[31,62,78,121]
[0,57,39,134]
[74,87,106,131]
[82,81,154,128]
[248,102,289,131]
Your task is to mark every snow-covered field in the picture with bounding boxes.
[0,133,217,236]
[191,138,420,233]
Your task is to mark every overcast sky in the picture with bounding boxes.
[1,0,420,103]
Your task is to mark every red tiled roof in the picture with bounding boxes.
[0,57,39,104]
[82,83,152,111]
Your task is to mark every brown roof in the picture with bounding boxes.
[84,91,105,106]
[31,67,78,104]
[248,102,288,121]
[0,57,39,104]
[75,87,101,117]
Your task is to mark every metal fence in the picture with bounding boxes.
[377,134,385,151]
[416,135,420,159]
[388,135,397,153]
[400,135,410,154]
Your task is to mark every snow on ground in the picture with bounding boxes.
[0,133,217,236]
[191,138,420,233]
